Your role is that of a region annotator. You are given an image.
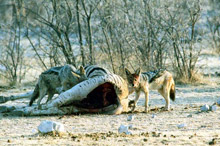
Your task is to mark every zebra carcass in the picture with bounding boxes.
[7,73,129,116]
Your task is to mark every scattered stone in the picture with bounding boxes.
[209,138,217,145]
[32,129,38,134]
[118,124,132,135]
[152,132,161,137]
[211,105,217,112]
[128,124,133,129]
[152,114,156,118]
[38,120,65,136]
[177,123,187,129]
[152,131,156,137]
[187,114,193,118]
[200,104,210,112]
[71,135,77,141]
[127,115,134,121]
[217,98,220,106]
[101,136,106,140]
[161,139,169,145]
[140,132,149,137]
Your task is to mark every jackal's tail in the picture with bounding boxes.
[170,82,175,101]
[29,84,39,106]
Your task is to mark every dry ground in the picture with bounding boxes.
[0,78,220,146]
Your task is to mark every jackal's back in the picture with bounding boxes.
[141,69,166,84]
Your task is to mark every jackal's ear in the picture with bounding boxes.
[125,68,131,76]
[71,71,81,78]
[79,66,85,75]
[135,67,141,76]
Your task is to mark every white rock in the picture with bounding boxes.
[187,114,192,118]
[200,104,210,112]
[217,98,220,105]
[118,124,132,135]
[32,129,38,134]
[38,120,65,134]
[177,123,187,129]
[211,105,217,111]
[152,114,156,118]
[127,115,134,121]
[128,124,133,129]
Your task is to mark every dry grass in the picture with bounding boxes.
[174,72,217,86]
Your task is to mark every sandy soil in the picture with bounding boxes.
[0,79,220,146]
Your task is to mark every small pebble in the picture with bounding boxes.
[211,105,217,111]
[217,98,220,105]
[127,115,134,121]
[38,120,65,134]
[152,114,156,118]
[118,124,132,135]
[32,129,37,134]
[177,123,187,129]
[189,135,193,139]
[128,124,133,129]
[200,104,210,112]
[209,138,217,145]
[187,114,192,118]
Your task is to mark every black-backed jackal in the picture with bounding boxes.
[125,68,175,112]
[29,64,111,107]
[29,65,86,107]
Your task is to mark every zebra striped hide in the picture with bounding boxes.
[8,73,129,116]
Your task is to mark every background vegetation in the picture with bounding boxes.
[0,0,219,85]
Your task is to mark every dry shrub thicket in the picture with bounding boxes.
[0,0,219,85]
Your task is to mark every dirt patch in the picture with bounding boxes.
[0,81,220,145]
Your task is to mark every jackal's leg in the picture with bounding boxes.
[164,90,170,111]
[143,88,149,113]
[46,92,55,103]
[129,91,141,111]
[37,88,47,107]
[158,87,170,111]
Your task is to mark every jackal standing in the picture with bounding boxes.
[125,68,175,112]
